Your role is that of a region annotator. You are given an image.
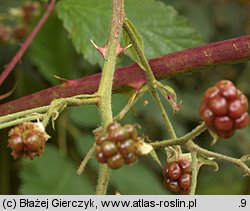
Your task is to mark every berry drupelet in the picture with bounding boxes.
[8,122,49,159]
[163,159,192,194]
[200,80,249,138]
[95,122,140,169]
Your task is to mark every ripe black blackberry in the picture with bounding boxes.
[95,122,139,169]
[163,159,192,194]
[200,80,249,138]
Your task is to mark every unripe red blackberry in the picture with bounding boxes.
[228,100,245,119]
[163,179,181,193]
[96,133,108,145]
[95,151,107,163]
[8,135,23,153]
[117,139,136,156]
[235,112,249,129]
[214,116,233,132]
[178,174,192,190]
[107,153,124,169]
[107,122,121,133]
[162,159,192,195]
[178,159,191,174]
[101,141,117,157]
[165,162,182,180]
[8,122,49,159]
[208,96,228,116]
[199,80,249,138]
[95,122,140,169]
[109,127,130,142]
[124,152,137,164]
[123,124,138,140]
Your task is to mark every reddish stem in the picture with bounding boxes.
[0,35,250,116]
[0,0,56,87]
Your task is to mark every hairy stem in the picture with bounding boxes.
[187,141,250,176]
[0,0,56,87]
[189,151,198,195]
[123,18,176,139]
[0,95,99,130]
[95,0,125,195]
[0,35,250,116]
[151,122,207,148]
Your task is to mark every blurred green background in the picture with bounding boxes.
[0,0,250,194]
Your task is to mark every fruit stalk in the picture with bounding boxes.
[0,35,249,116]
[123,18,177,139]
[151,122,207,148]
[189,151,198,195]
[187,140,250,176]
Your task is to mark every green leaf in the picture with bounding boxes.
[56,0,111,66]
[124,0,204,59]
[29,14,80,85]
[111,162,167,194]
[69,105,100,127]
[56,0,203,66]
[123,18,145,69]
[19,145,94,194]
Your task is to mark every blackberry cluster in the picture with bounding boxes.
[200,80,249,138]
[8,122,49,159]
[95,122,139,169]
[0,1,40,43]
[163,160,192,195]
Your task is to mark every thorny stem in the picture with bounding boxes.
[189,151,198,195]
[95,0,125,195]
[0,0,56,87]
[151,122,207,148]
[187,140,250,176]
[123,19,177,139]
[1,35,250,116]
